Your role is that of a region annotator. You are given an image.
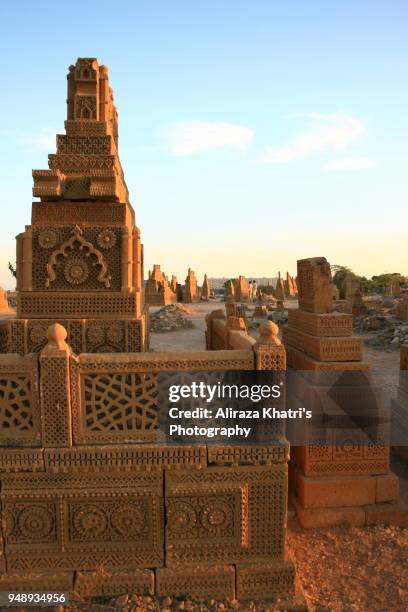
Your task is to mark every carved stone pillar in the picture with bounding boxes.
[121,227,132,292]
[21,227,33,292]
[39,324,72,447]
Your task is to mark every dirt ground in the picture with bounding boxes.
[148,300,408,612]
[287,518,408,611]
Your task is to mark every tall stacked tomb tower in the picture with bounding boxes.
[283,257,399,527]
[1,59,147,354]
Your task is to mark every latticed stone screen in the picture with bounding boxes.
[0,355,40,447]
[71,351,255,445]
[83,372,158,437]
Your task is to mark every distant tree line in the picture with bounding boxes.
[331,265,406,294]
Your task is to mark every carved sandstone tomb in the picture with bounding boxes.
[0,58,146,355]
[182,268,199,303]
[234,275,250,302]
[0,60,294,599]
[284,272,297,297]
[145,265,176,306]
[201,273,211,299]
[283,257,399,527]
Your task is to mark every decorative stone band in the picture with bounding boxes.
[287,309,353,337]
[283,326,362,362]
[31,201,129,225]
[17,293,139,318]
[285,345,370,380]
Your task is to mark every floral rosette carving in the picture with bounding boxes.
[18,505,55,541]
[72,504,108,539]
[38,229,58,249]
[97,229,117,250]
[87,325,104,344]
[29,325,48,345]
[64,258,90,285]
[110,503,145,537]
[106,324,124,344]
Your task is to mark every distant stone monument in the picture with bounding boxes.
[226,279,235,302]
[182,268,199,303]
[145,264,176,306]
[234,275,250,302]
[385,278,401,297]
[396,294,408,321]
[201,273,211,300]
[284,272,297,297]
[275,272,286,302]
[351,289,367,316]
[170,274,178,293]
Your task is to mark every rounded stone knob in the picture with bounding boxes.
[42,323,70,354]
[257,320,281,345]
[46,323,67,343]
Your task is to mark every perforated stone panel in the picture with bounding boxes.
[0,355,41,447]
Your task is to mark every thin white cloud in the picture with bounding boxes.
[19,129,56,152]
[324,156,375,171]
[259,111,365,164]
[161,121,253,156]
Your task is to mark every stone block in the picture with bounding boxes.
[365,502,408,527]
[375,473,399,503]
[236,560,295,600]
[165,465,287,565]
[0,571,73,592]
[1,470,164,571]
[293,467,376,508]
[74,568,154,598]
[292,496,366,528]
[292,443,389,477]
[156,565,235,599]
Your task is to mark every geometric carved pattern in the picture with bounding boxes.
[32,201,127,225]
[83,372,158,436]
[70,351,255,444]
[18,293,137,318]
[165,465,287,565]
[0,355,40,447]
[0,377,32,430]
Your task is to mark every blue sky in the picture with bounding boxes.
[0,0,407,289]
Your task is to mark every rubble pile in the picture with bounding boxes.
[149,303,195,332]
[363,317,408,348]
